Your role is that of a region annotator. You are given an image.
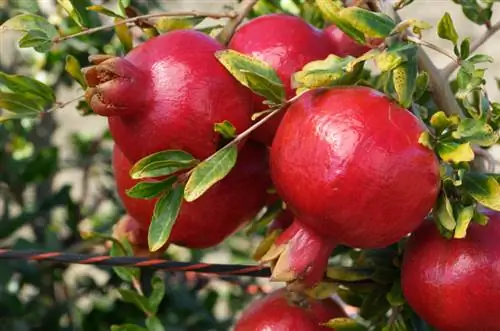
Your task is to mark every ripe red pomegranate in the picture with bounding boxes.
[112,141,271,249]
[266,86,440,286]
[228,14,333,146]
[84,30,253,163]
[234,288,346,330]
[324,24,372,57]
[401,209,500,331]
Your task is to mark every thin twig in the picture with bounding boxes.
[54,11,237,43]
[216,0,259,45]
[405,35,458,63]
[45,95,85,114]
[442,21,500,78]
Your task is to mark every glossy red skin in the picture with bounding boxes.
[270,86,440,248]
[401,210,500,331]
[228,14,334,146]
[234,288,345,330]
[96,30,253,163]
[112,142,271,249]
[324,25,372,58]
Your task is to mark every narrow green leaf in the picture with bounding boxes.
[87,5,125,18]
[418,132,434,150]
[452,118,499,147]
[118,289,152,315]
[214,120,237,139]
[65,55,87,89]
[322,317,368,330]
[414,71,429,100]
[460,38,471,60]
[386,280,405,306]
[0,14,58,38]
[148,184,185,252]
[146,316,165,331]
[0,92,45,114]
[339,7,396,38]
[126,177,177,200]
[392,57,418,108]
[326,266,373,282]
[155,17,205,33]
[467,54,494,64]
[184,146,238,202]
[18,30,51,51]
[434,192,456,231]
[315,0,366,44]
[115,18,133,52]
[391,19,432,36]
[374,51,406,72]
[130,150,198,179]
[111,325,147,331]
[0,71,55,103]
[110,239,140,282]
[437,12,459,45]
[462,173,500,211]
[148,276,165,314]
[57,0,86,27]
[437,141,475,163]
[215,50,285,105]
[454,205,475,239]
[292,54,364,91]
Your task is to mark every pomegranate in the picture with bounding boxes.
[112,141,271,249]
[324,24,372,58]
[266,86,440,286]
[401,209,500,331]
[234,288,346,330]
[83,30,253,163]
[228,14,333,146]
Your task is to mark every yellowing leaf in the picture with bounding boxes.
[437,141,474,164]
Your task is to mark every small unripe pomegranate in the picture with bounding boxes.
[234,288,346,330]
[266,86,440,286]
[401,209,500,331]
[228,14,333,146]
[324,24,372,57]
[84,30,253,163]
[112,141,271,249]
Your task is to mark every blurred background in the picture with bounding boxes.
[0,1,499,330]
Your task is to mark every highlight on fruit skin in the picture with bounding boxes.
[228,13,334,146]
[233,287,346,330]
[401,208,500,331]
[263,85,440,286]
[112,141,272,250]
[82,29,254,164]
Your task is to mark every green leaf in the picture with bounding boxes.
[148,184,185,252]
[322,317,368,330]
[18,30,52,52]
[87,5,125,18]
[434,192,456,231]
[0,71,55,103]
[437,141,475,163]
[392,57,418,108]
[326,266,373,282]
[118,289,152,315]
[414,71,429,100]
[459,38,471,60]
[0,14,58,52]
[119,0,132,15]
[184,146,238,202]
[391,19,432,36]
[452,118,499,147]
[126,177,177,200]
[437,12,459,45]
[0,92,45,115]
[130,150,198,180]
[65,55,87,89]
[386,280,405,306]
[155,17,205,33]
[146,316,165,331]
[215,51,285,105]
[111,325,147,331]
[375,51,406,72]
[57,0,86,27]
[467,54,494,64]
[338,7,396,38]
[292,54,364,91]
[462,173,500,211]
[429,111,459,134]
[115,18,133,52]
[454,205,475,239]
[214,120,237,139]
[110,239,140,282]
[418,132,434,150]
[148,276,165,314]
[315,0,366,44]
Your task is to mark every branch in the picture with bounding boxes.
[442,20,500,78]
[54,11,237,43]
[216,0,259,45]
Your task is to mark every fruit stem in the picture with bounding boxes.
[216,0,259,45]
[53,10,238,43]
[441,20,500,78]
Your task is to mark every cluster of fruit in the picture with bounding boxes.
[82,12,500,331]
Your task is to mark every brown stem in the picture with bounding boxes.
[54,11,237,43]
[442,20,500,78]
[216,0,259,45]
